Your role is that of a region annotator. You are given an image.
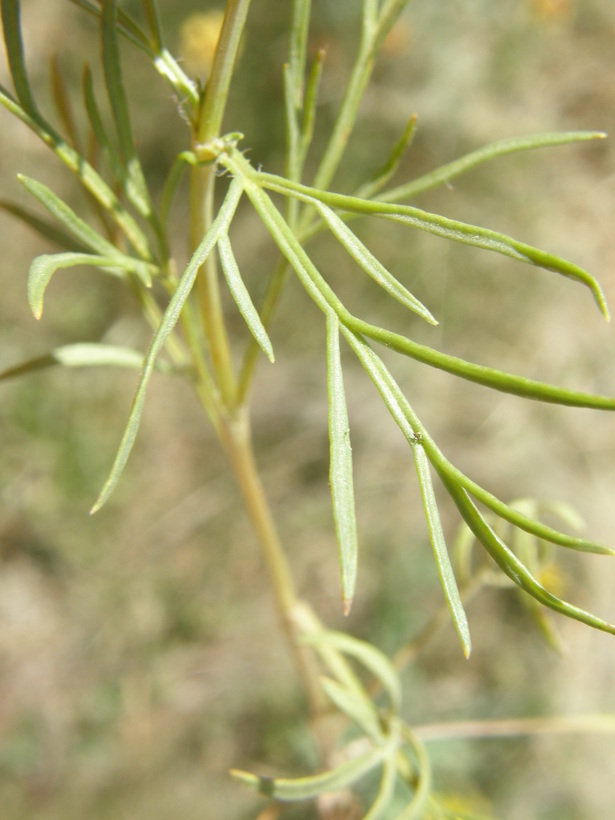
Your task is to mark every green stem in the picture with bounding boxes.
[197,0,252,143]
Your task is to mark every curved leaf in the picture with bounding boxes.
[438,472,615,637]
[413,439,472,659]
[231,743,388,802]
[28,253,127,319]
[320,676,385,743]
[301,629,402,712]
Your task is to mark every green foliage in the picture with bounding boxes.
[1,0,614,816]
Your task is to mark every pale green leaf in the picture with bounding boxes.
[326,314,359,613]
[381,131,607,203]
[397,726,432,820]
[356,113,417,200]
[254,171,610,321]
[0,343,175,382]
[413,439,472,659]
[218,234,274,363]
[364,752,398,820]
[320,676,384,743]
[28,253,128,319]
[301,629,402,712]
[438,471,615,637]
[0,199,88,252]
[230,743,388,801]
[316,200,437,325]
[90,178,243,513]
[18,175,123,258]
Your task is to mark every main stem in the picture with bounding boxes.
[219,408,327,716]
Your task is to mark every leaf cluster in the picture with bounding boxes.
[2,0,615,814]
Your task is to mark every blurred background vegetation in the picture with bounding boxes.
[1,0,615,817]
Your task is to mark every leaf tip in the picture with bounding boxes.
[343,596,353,616]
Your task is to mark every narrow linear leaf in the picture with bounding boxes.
[357,112,417,200]
[69,0,153,52]
[326,314,359,614]
[254,171,609,320]
[380,131,607,203]
[397,726,432,820]
[299,47,325,163]
[18,175,125,259]
[413,440,472,658]
[101,0,152,218]
[351,315,615,410]
[438,472,615,637]
[230,743,388,802]
[50,55,81,152]
[83,64,126,186]
[0,344,175,382]
[28,253,129,319]
[338,335,615,558]
[160,151,198,227]
[142,0,164,52]
[364,751,398,820]
[320,676,385,743]
[90,178,243,513]
[0,86,152,260]
[1,0,38,116]
[218,234,274,363]
[301,629,402,712]
[316,200,437,325]
[0,199,88,252]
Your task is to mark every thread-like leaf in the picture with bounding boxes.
[364,752,398,820]
[1,0,38,116]
[397,726,432,820]
[28,253,130,319]
[82,65,126,186]
[0,86,153,260]
[0,343,176,382]
[316,200,437,325]
[218,234,274,363]
[101,0,152,219]
[438,472,615,637]
[301,629,402,712]
[413,439,472,658]
[0,199,88,252]
[381,131,607,203]
[254,171,610,321]
[230,743,388,801]
[357,113,417,200]
[19,175,120,258]
[320,676,384,743]
[326,314,359,614]
[90,178,243,513]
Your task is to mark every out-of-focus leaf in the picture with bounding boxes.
[320,676,384,743]
[326,314,358,614]
[0,343,176,382]
[413,439,471,659]
[1,0,38,116]
[218,234,274,363]
[0,199,88,252]
[230,743,389,801]
[356,113,417,200]
[438,472,615,637]
[301,629,401,712]
[364,750,398,819]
